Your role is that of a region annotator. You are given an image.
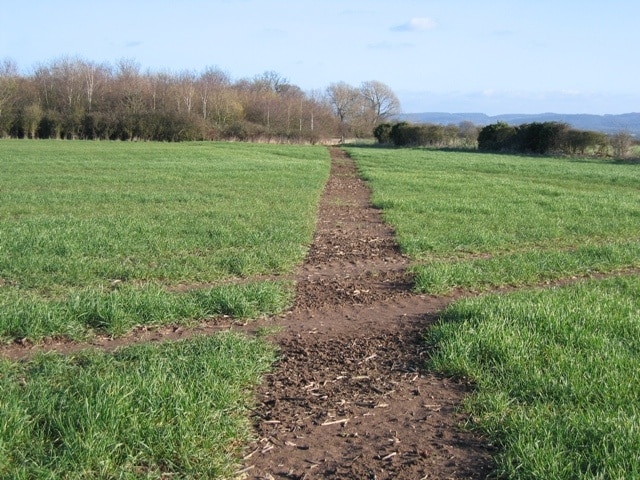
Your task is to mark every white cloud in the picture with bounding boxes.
[391,17,437,32]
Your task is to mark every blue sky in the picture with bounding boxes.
[1,0,638,115]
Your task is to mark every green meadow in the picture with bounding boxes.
[3,142,640,479]
[0,140,327,479]
[347,146,640,479]
[426,276,640,479]
[0,140,329,341]
[346,147,640,294]
[0,333,275,479]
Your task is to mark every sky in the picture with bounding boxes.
[1,0,638,115]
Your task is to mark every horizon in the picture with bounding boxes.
[398,111,640,137]
[402,110,640,116]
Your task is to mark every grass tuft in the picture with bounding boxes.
[0,281,292,343]
[426,275,640,479]
[0,333,276,479]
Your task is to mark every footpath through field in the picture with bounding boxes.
[0,147,495,478]
[243,148,494,479]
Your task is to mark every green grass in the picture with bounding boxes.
[0,281,291,341]
[412,241,640,294]
[0,141,329,341]
[345,147,640,293]
[425,275,640,479]
[344,147,640,476]
[0,333,276,479]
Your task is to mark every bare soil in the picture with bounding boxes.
[242,148,494,479]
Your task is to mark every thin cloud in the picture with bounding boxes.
[391,17,437,32]
[125,41,143,48]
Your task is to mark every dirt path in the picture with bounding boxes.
[242,148,494,479]
[1,147,495,478]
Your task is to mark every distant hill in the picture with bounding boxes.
[398,112,640,137]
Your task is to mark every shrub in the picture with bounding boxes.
[610,131,634,159]
[373,122,393,144]
[477,121,517,151]
[564,129,607,155]
[514,122,568,154]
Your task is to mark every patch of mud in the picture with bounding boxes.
[244,149,494,479]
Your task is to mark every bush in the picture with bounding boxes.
[477,122,517,151]
[386,122,454,147]
[479,121,607,157]
[564,129,607,155]
[610,131,634,159]
[373,123,393,144]
[513,122,568,154]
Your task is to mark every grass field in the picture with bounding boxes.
[4,142,640,478]
[426,275,640,479]
[346,147,640,294]
[0,333,275,479]
[346,146,640,479]
[0,140,330,341]
[0,140,328,479]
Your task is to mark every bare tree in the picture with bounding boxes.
[197,66,230,121]
[32,57,92,138]
[326,82,359,123]
[0,59,347,142]
[79,60,109,112]
[114,58,145,114]
[255,70,289,94]
[111,59,147,139]
[610,131,634,159]
[149,71,174,112]
[56,58,87,115]
[359,80,401,127]
[326,82,362,140]
[34,58,81,113]
[177,70,196,115]
[458,121,479,147]
[0,58,19,136]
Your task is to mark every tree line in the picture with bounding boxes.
[376,120,636,159]
[0,57,400,142]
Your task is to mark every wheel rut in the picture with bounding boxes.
[242,148,494,479]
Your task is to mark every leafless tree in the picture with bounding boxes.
[0,59,350,141]
[197,66,230,121]
[77,59,110,112]
[177,70,196,114]
[326,82,360,124]
[359,80,401,126]
[458,121,479,146]
[326,82,362,140]
[610,131,634,159]
[0,58,19,135]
